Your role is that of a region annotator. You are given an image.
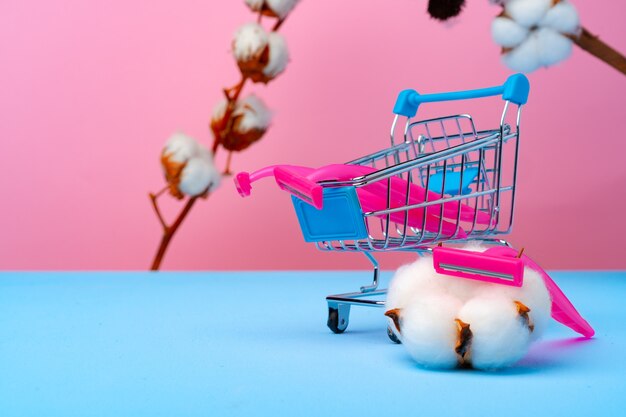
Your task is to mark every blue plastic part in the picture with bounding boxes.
[502,73,530,105]
[427,168,479,196]
[392,74,530,117]
[291,187,368,243]
[393,89,420,118]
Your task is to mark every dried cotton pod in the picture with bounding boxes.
[161,133,221,199]
[233,23,289,83]
[244,0,300,19]
[211,95,272,152]
[492,0,580,73]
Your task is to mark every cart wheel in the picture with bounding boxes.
[327,306,349,334]
[387,325,402,344]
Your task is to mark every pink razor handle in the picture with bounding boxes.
[433,246,524,287]
[433,246,595,338]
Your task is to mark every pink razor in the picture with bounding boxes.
[433,245,595,338]
[235,163,492,225]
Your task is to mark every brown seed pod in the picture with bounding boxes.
[427,0,466,21]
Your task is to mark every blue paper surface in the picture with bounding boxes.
[0,271,624,417]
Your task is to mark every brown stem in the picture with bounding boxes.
[212,76,248,155]
[149,189,169,231]
[150,196,199,271]
[568,27,626,76]
[272,18,285,31]
[223,151,234,175]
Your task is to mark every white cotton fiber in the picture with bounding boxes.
[386,243,552,370]
[244,0,264,10]
[263,32,289,78]
[386,256,439,311]
[179,155,220,196]
[492,17,529,48]
[536,27,573,67]
[232,94,272,132]
[211,99,228,123]
[478,266,552,340]
[504,0,552,28]
[162,133,220,197]
[233,23,268,61]
[399,292,464,369]
[502,34,542,73]
[540,1,580,35]
[264,0,300,18]
[457,295,532,370]
[245,0,299,18]
[163,132,201,164]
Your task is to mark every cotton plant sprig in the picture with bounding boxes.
[425,0,626,75]
[149,0,298,271]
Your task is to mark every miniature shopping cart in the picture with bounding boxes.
[236,74,533,337]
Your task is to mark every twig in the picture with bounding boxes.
[212,75,249,155]
[224,151,234,175]
[568,27,626,76]
[149,187,169,231]
[150,196,200,271]
[272,18,285,31]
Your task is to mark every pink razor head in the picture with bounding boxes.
[434,245,595,338]
[487,246,595,338]
[274,167,324,209]
[433,246,524,287]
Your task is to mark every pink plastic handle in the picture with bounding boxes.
[432,246,524,287]
[235,165,315,197]
[274,167,324,209]
[235,163,489,234]
[485,246,595,338]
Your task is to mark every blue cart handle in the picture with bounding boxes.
[393,74,530,118]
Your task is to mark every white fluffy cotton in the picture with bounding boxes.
[163,132,201,164]
[492,0,579,73]
[162,133,221,196]
[233,22,268,61]
[386,243,552,370]
[263,33,289,78]
[232,94,272,132]
[492,16,529,48]
[540,1,580,35]
[400,293,464,369]
[457,295,532,370]
[211,99,228,123]
[245,0,300,19]
[505,0,552,27]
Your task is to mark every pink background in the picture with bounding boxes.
[1,0,625,270]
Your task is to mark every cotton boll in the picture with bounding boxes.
[386,256,439,311]
[163,132,201,164]
[516,267,551,339]
[458,295,532,370]
[233,94,272,133]
[263,33,289,78]
[162,133,219,198]
[504,0,552,28]
[244,0,264,11]
[179,156,221,196]
[245,0,299,19]
[540,1,579,35]
[536,27,573,67]
[265,0,299,18]
[211,99,228,124]
[502,34,542,73]
[491,16,529,48]
[233,23,268,62]
[397,293,463,369]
